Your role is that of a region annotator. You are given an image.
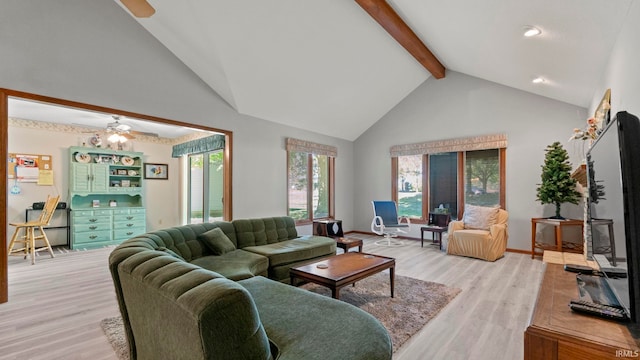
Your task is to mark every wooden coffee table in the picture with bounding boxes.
[290,252,395,300]
[335,237,363,253]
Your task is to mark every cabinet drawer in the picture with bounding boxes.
[73,215,112,225]
[73,230,111,244]
[73,209,113,217]
[74,223,112,232]
[113,220,144,229]
[112,208,145,215]
[73,210,95,217]
[113,213,145,222]
[113,227,147,240]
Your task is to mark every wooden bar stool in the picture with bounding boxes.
[8,195,60,264]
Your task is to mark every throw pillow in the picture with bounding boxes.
[463,204,500,230]
[198,227,236,255]
[157,246,185,261]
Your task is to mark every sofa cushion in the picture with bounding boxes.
[190,250,269,281]
[463,204,500,230]
[156,247,185,261]
[233,217,297,248]
[242,236,335,267]
[198,228,237,255]
[239,276,392,360]
[125,222,237,262]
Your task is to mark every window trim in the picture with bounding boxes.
[392,148,506,223]
[287,152,335,224]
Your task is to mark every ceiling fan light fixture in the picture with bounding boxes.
[108,133,121,143]
[523,26,542,37]
[108,133,129,143]
[120,0,156,18]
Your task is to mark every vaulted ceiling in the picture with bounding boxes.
[116,0,634,140]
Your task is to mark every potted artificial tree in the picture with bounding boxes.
[536,141,582,219]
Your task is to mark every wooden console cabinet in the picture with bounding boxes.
[69,146,146,249]
[525,264,640,359]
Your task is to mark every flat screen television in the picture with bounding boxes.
[587,111,640,323]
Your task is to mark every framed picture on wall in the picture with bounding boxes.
[143,163,168,180]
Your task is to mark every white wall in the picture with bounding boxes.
[591,0,640,117]
[353,72,588,251]
[1,1,355,232]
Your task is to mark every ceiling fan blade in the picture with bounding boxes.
[130,130,159,138]
[72,122,158,138]
[120,0,156,18]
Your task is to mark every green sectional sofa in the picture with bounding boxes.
[114,217,336,283]
[108,217,393,360]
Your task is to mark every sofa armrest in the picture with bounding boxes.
[448,220,464,233]
[489,223,507,238]
[116,254,272,360]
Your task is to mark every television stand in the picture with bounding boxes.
[525,264,640,359]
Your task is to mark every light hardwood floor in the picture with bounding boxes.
[0,235,545,360]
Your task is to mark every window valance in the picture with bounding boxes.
[286,138,337,157]
[172,134,225,157]
[390,134,507,157]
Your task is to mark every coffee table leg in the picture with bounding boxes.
[390,267,395,298]
[332,288,340,299]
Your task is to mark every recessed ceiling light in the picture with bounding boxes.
[532,77,545,84]
[524,26,542,37]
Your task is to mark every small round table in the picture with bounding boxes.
[420,226,447,249]
[335,237,363,254]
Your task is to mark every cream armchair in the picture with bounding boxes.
[447,205,508,262]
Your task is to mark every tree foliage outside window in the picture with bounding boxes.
[288,151,332,221]
[465,149,500,207]
[397,155,422,218]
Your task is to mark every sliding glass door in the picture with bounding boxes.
[188,150,224,224]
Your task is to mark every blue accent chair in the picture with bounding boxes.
[371,201,410,246]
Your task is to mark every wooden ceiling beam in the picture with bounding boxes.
[120,0,156,18]
[355,0,446,79]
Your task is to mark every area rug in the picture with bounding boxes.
[101,273,460,358]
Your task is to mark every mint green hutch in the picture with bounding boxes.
[69,146,146,249]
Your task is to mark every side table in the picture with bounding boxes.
[531,218,584,259]
[421,226,447,249]
[313,219,344,238]
[335,237,363,254]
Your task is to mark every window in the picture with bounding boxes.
[173,134,229,223]
[429,152,459,218]
[397,155,422,218]
[286,138,336,223]
[188,150,224,224]
[395,152,461,220]
[391,135,506,222]
[465,149,500,207]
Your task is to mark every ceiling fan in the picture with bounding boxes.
[75,115,160,141]
[120,0,156,18]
